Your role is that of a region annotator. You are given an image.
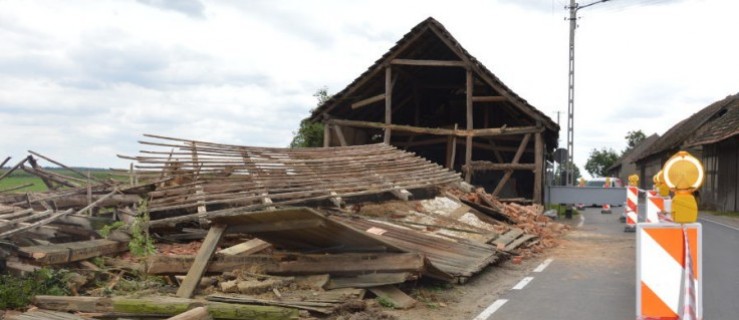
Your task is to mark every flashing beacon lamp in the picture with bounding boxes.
[654,170,670,197]
[662,151,705,223]
[628,174,639,187]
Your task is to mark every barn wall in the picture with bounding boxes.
[715,136,739,212]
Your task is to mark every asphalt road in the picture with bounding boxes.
[478,208,739,319]
[700,215,739,319]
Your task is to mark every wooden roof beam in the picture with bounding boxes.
[472,96,507,103]
[391,59,467,67]
[352,94,386,109]
[327,119,543,138]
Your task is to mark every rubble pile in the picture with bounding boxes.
[452,188,570,257]
[0,135,570,319]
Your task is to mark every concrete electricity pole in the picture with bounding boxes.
[565,0,610,185]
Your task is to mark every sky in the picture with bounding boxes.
[1,0,737,176]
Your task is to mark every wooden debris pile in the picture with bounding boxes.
[0,135,570,319]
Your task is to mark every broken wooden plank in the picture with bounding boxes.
[505,234,537,251]
[368,285,416,309]
[147,253,425,276]
[17,239,128,265]
[176,224,227,298]
[217,238,271,256]
[207,294,333,315]
[32,296,298,320]
[492,228,524,247]
[326,272,412,289]
[166,306,212,320]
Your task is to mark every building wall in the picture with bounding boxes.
[704,136,739,212]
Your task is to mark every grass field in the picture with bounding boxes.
[0,169,128,193]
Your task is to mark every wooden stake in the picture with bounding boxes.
[176,224,226,298]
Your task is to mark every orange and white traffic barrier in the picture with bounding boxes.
[627,186,639,213]
[645,195,662,223]
[637,223,702,319]
[624,186,638,230]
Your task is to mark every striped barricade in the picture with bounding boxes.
[625,186,638,231]
[636,223,702,319]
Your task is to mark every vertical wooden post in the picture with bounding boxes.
[465,69,473,183]
[534,129,544,204]
[384,66,392,144]
[129,163,134,186]
[323,122,330,147]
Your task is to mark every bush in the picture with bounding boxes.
[0,268,70,309]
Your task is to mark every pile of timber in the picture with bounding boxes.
[120,134,462,227]
[0,136,568,319]
[0,152,154,271]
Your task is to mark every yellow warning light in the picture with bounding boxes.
[604,177,611,188]
[578,178,586,187]
[654,170,670,197]
[628,174,639,187]
[662,151,705,223]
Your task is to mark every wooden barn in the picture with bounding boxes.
[633,93,739,212]
[310,17,559,203]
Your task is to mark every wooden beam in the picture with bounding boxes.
[351,93,386,109]
[492,133,531,197]
[465,69,473,183]
[384,66,392,144]
[17,239,128,265]
[217,238,271,256]
[166,306,212,320]
[472,96,507,103]
[466,162,535,171]
[326,119,542,138]
[448,123,458,169]
[323,123,330,147]
[534,131,544,204]
[332,125,347,146]
[176,224,226,298]
[390,58,466,67]
[33,296,296,319]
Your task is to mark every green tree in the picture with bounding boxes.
[585,148,619,177]
[289,88,331,148]
[624,130,646,153]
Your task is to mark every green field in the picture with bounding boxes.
[0,169,128,193]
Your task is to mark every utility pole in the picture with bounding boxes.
[565,0,610,185]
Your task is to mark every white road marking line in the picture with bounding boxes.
[577,213,585,227]
[533,258,553,272]
[472,299,508,320]
[700,217,739,232]
[512,276,534,290]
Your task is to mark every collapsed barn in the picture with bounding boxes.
[311,18,559,203]
[0,134,567,319]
